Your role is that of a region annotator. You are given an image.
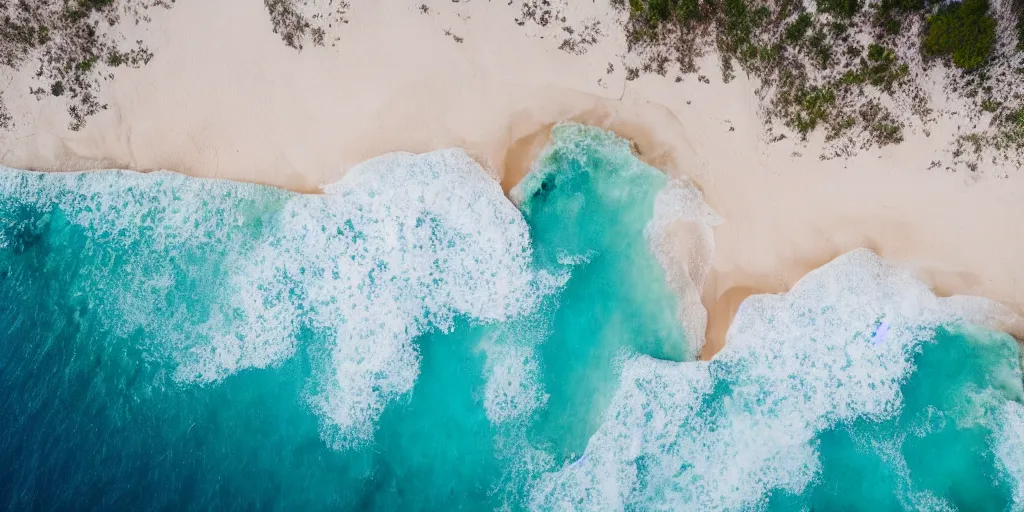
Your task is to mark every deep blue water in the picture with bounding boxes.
[1,124,1022,510]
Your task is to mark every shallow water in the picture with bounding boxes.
[1,124,1022,511]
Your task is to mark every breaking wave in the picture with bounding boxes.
[1,124,1021,510]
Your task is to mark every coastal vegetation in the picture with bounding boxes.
[2,0,1022,166]
[0,0,349,131]
[921,0,996,70]
[0,0,170,130]
[1009,105,1024,144]
[960,103,1024,162]
[1019,9,1024,49]
[0,97,10,129]
[616,0,1024,162]
[263,0,348,50]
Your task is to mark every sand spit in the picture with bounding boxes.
[1,0,1022,356]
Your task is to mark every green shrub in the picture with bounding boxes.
[75,58,96,72]
[867,43,887,61]
[872,0,934,52]
[1017,11,1024,49]
[870,121,904,145]
[874,0,929,15]
[836,45,908,91]
[1011,106,1024,129]
[817,0,862,18]
[789,86,837,135]
[922,0,997,70]
[785,13,814,43]
[107,52,124,67]
[0,96,10,129]
[872,0,930,28]
[647,0,676,21]
[881,17,902,34]
[980,98,1000,112]
[720,0,755,55]
[629,0,706,25]
[676,0,702,22]
[807,29,833,68]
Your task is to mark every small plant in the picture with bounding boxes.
[826,115,856,141]
[922,0,996,71]
[720,0,755,56]
[980,98,1000,112]
[870,121,904,144]
[264,0,348,50]
[873,0,931,34]
[107,52,124,67]
[867,43,886,61]
[675,0,702,23]
[1004,106,1024,146]
[619,0,1015,159]
[787,86,837,136]
[0,96,11,129]
[881,17,901,34]
[852,43,910,92]
[1017,10,1024,50]
[646,0,676,21]
[0,0,171,131]
[807,29,833,69]
[817,0,862,18]
[785,13,813,43]
[1012,106,1024,128]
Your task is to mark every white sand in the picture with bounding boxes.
[2,0,1022,356]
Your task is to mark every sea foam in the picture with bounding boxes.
[497,124,719,476]
[3,125,1022,510]
[529,249,1024,511]
[1,151,548,450]
[261,150,546,449]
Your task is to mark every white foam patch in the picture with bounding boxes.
[0,168,285,346]
[555,249,596,266]
[0,168,276,252]
[646,178,722,237]
[870,430,959,511]
[646,178,721,357]
[2,152,547,450]
[529,249,1023,510]
[479,269,568,427]
[210,150,544,449]
[508,122,636,208]
[994,401,1024,509]
[528,358,718,510]
[480,328,549,425]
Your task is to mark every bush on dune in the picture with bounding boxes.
[817,0,862,18]
[922,0,997,70]
[1018,10,1024,49]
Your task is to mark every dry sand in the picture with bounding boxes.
[2,0,1022,356]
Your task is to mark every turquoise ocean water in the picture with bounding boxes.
[1,124,1022,510]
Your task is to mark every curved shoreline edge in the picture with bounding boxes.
[5,108,1023,360]
[2,0,1023,357]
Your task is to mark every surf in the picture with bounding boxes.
[0,124,1021,511]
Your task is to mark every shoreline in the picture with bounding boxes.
[2,0,1023,357]
[499,104,1024,355]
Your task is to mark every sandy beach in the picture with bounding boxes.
[2,0,1022,356]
